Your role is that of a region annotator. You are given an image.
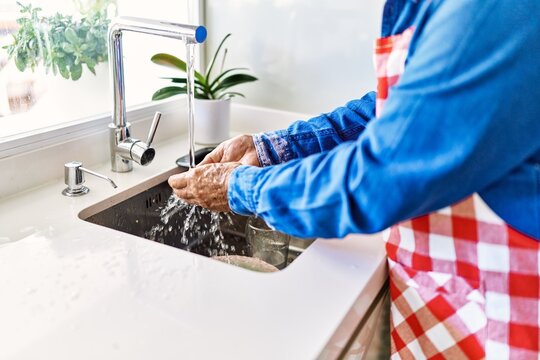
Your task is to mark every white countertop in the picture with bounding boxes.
[0,106,387,360]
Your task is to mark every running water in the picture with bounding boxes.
[185,42,197,168]
[145,194,236,257]
[144,43,237,256]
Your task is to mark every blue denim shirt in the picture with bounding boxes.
[228,0,540,240]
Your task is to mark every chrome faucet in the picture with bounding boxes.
[108,17,207,172]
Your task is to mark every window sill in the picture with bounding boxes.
[0,98,183,160]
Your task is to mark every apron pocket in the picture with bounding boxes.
[389,259,486,359]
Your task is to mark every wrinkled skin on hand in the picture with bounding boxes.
[168,162,242,212]
[199,134,261,167]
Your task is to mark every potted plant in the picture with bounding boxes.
[151,33,257,145]
[5,2,112,81]
[3,2,114,117]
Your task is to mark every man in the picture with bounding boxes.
[170,1,540,358]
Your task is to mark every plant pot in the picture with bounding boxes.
[194,98,231,145]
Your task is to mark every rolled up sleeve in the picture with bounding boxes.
[252,92,376,166]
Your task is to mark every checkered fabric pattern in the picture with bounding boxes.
[384,195,540,359]
[375,27,540,359]
[374,26,415,118]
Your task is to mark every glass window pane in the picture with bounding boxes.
[0,0,197,140]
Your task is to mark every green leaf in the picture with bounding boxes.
[152,86,188,101]
[84,41,96,52]
[151,53,205,84]
[205,33,231,81]
[70,63,83,80]
[14,55,26,72]
[160,77,207,92]
[212,73,258,93]
[164,77,187,84]
[62,42,74,53]
[64,27,79,45]
[58,65,70,79]
[194,90,210,100]
[86,58,96,69]
[6,2,110,80]
[208,67,248,90]
[87,63,96,75]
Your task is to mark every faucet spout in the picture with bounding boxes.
[107,17,207,172]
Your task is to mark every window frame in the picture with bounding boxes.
[0,99,181,160]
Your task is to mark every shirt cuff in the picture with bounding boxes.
[228,165,260,215]
[253,129,294,166]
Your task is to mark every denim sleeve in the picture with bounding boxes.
[253,92,376,166]
[228,0,540,238]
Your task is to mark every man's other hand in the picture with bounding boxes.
[168,162,242,212]
[199,135,261,167]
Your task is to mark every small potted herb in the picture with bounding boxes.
[5,2,111,81]
[151,33,257,145]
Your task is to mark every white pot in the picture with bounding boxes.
[194,98,231,145]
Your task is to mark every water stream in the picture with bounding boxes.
[185,42,197,169]
[145,194,237,257]
[144,43,234,255]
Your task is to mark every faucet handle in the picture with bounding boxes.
[121,111,161,167]
[146,111,162,148]
[62,161,117,197]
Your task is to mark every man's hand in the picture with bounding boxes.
[199,135,261,166]
[168,162,242,212]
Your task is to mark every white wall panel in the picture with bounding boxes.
[205,0,385,114]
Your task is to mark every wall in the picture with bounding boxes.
[204,0,385,115]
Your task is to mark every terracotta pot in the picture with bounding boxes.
[194,98,231,145]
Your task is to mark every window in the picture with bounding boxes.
[0,0,201,142]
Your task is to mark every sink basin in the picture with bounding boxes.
[79,168,313,271]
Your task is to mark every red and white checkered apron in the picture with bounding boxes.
[375,28,540,359]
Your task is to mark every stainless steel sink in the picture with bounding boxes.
[79,168,313,270]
